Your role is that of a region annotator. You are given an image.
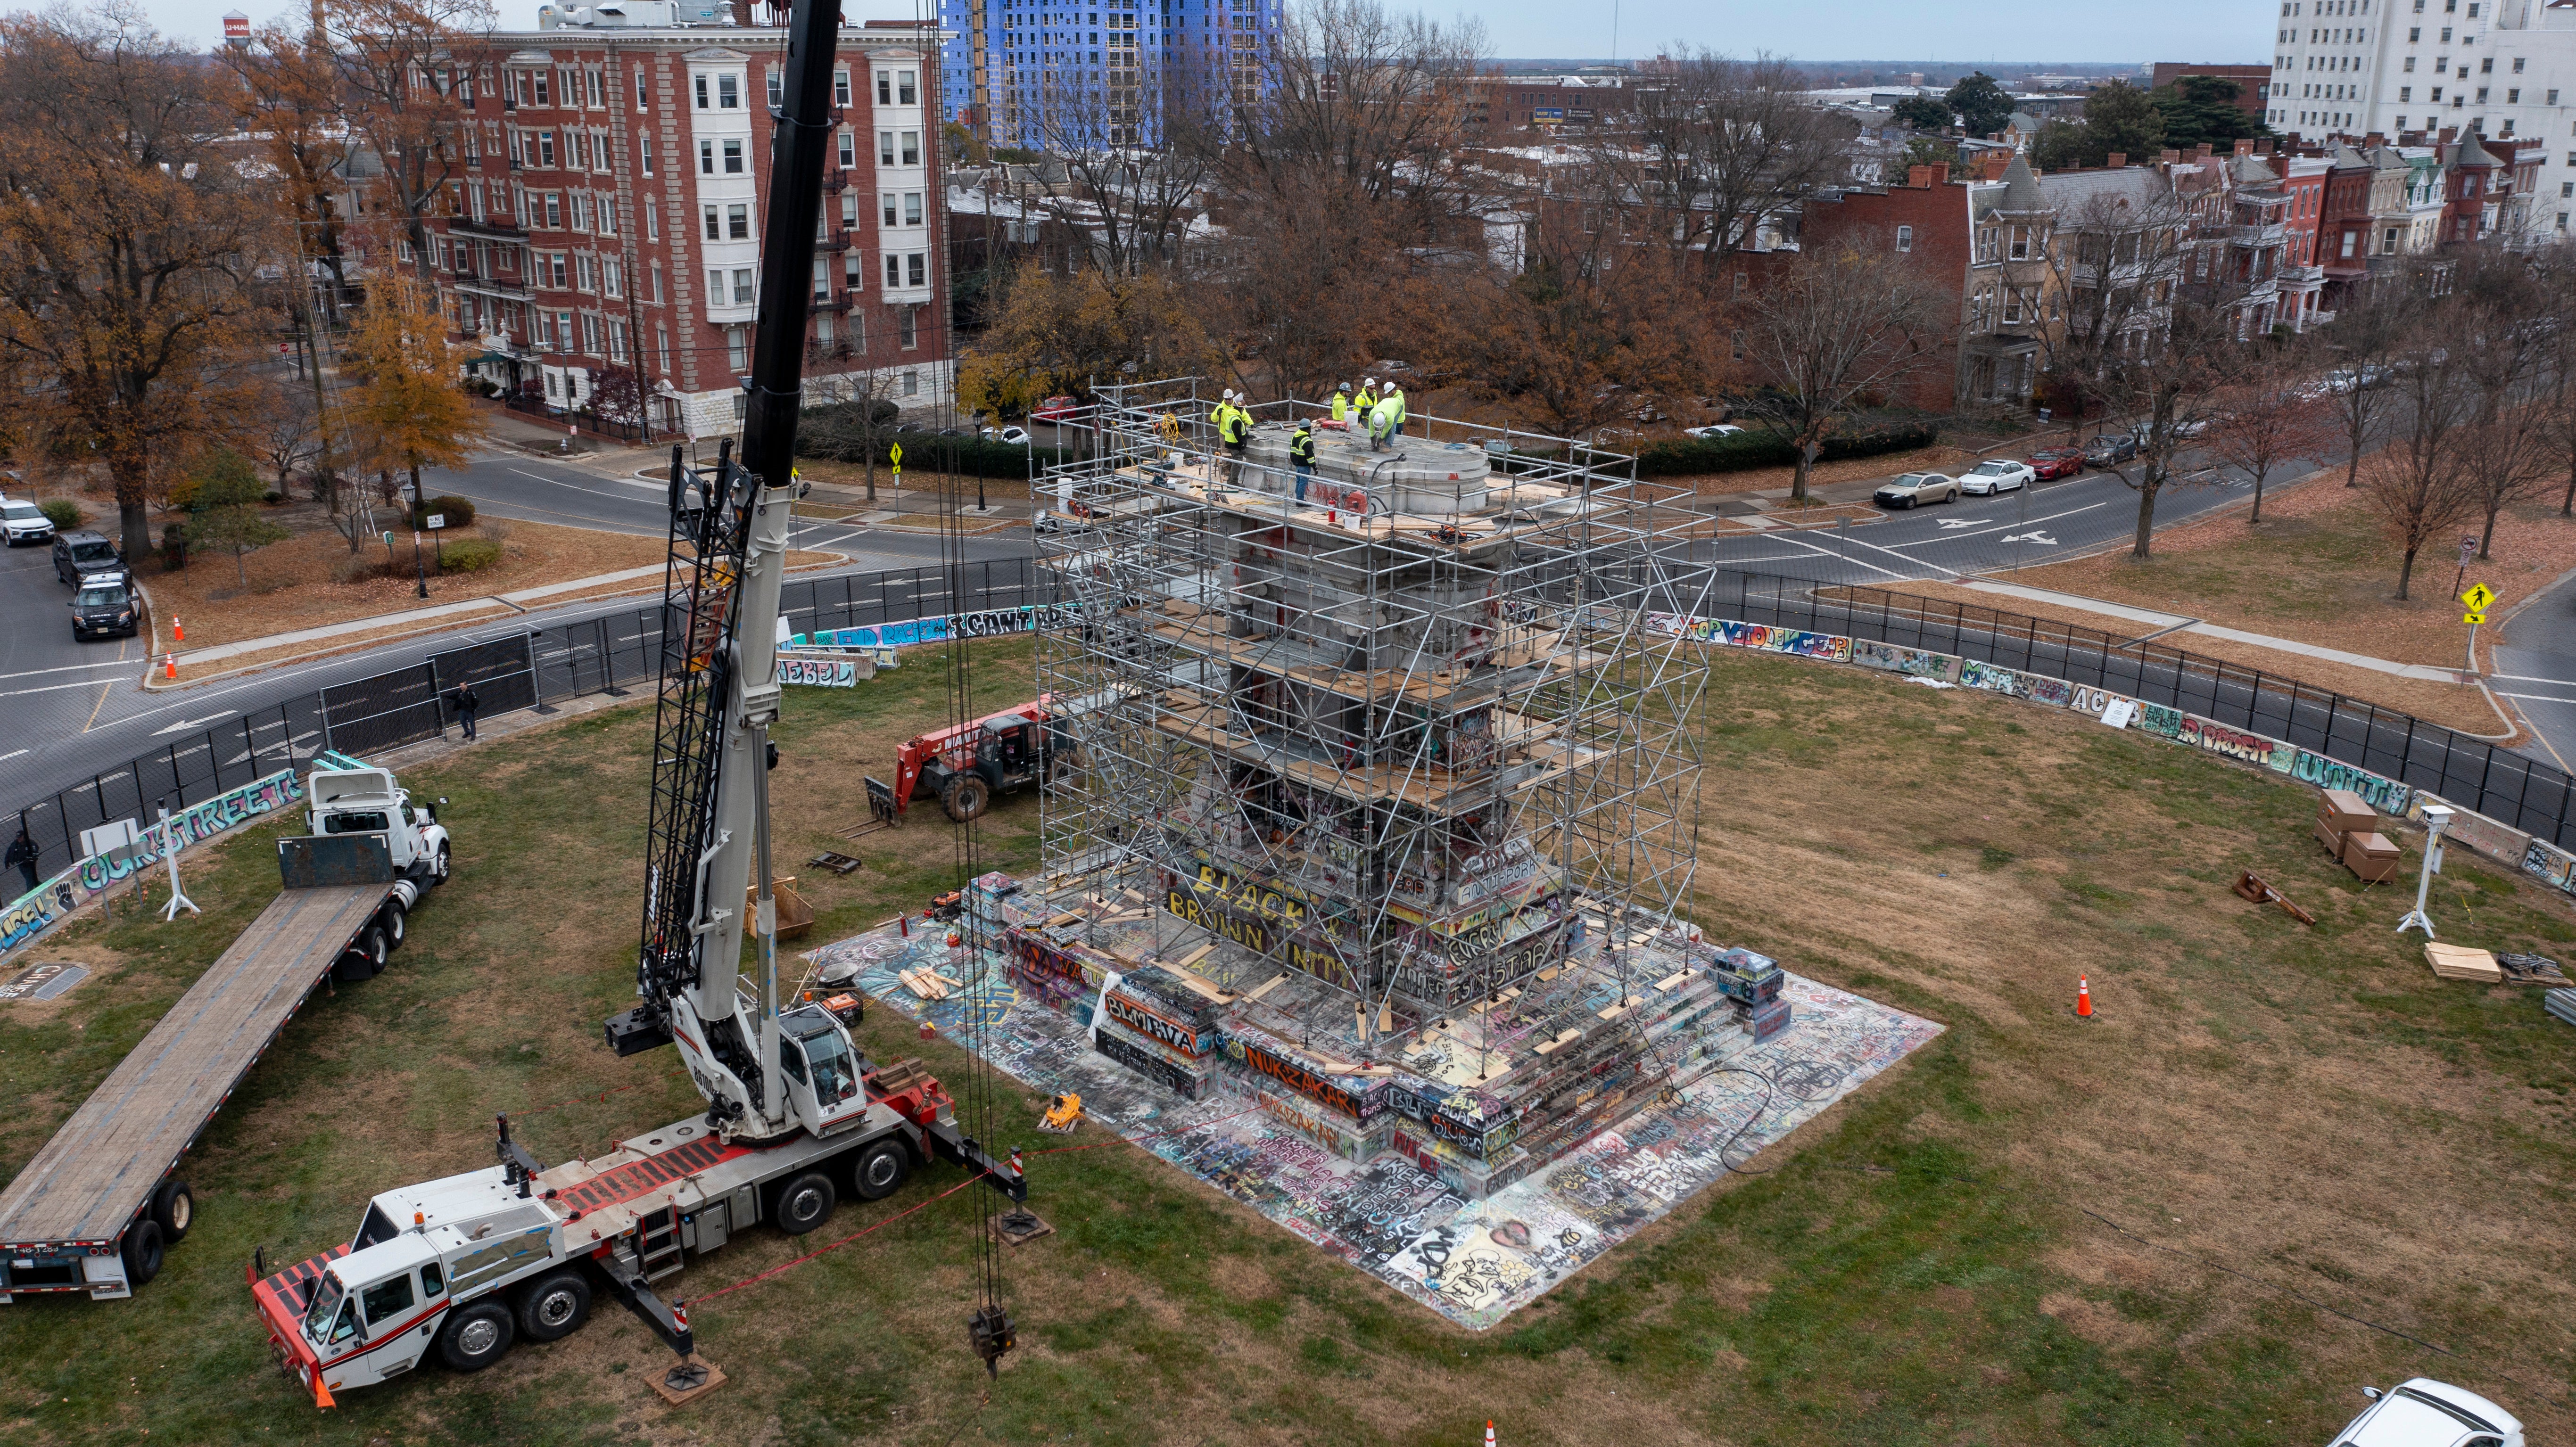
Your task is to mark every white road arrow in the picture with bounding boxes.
[1934,517,1990,529]
[2002,530,2059,546]
[154,713,236,736]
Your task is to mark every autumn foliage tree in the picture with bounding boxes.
[956,262,1231,419]
[341,275,483,524]
[331,0,492,284]
[0,5,273,562]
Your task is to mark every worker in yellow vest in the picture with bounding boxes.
[1330,382,1354,424]
[1217,390,1252,485]
[1384,383,1407,440]
[1353,377,1379,418]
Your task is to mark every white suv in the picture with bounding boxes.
[1960,459,2035,495]
[2328,1379,2522,1447]
[1,496,53,547]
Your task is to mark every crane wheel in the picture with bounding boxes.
[513,1269,592,1342]
[771,1170,836,1235]
[439,1299,515,1372]
[941,775,991,822]
[847,1139,910,1201]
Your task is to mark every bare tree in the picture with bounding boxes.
[2203,352,2337,525]
[1215,0,1488,403]
[331,0,492,285]
[2043,178,2261,558]
[1602,48,1853,274]
[2370,313,2485,600]
[248,377,324,497]
[2449,248,2556,559]
[1735,235,1944,503]
[2315,281,2420,488]
[1025,53,1230,282]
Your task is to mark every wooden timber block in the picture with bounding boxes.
[2426,942,2505,982]
[1175,942,1217,970]
[991,1208,1056,1247]
[1652,970,1690,993]
[649,1355,727,1406]
[1242,974,1286,1001]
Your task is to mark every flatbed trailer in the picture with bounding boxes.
[0,785,447,1302]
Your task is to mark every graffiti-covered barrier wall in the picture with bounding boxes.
[1,769,304,956]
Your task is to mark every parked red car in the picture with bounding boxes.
[2028,447,2087,480]
[1030,394,1079,423]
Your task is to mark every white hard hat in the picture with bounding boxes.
[1364,376,1376,385]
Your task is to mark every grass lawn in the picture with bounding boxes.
[2,638,2572,1446]
[2016,469,2576,673]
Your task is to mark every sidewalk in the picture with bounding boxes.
[157,562,671,673]
[1957,579,2464,682]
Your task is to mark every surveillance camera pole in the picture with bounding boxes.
[157,803,198,921]
[2397,803,2451,938]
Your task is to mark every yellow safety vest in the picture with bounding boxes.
[1332,393,1350,422]
[1354,387,1379,413]
[1386,388,1406,423]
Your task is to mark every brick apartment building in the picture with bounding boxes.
[424,13,949,441]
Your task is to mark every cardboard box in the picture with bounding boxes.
[2312,818,2346,856]
[2318,788,2377,834]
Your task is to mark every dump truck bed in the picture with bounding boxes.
[0,882,390,1247]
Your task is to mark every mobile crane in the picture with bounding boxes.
[248,0,1021,1403]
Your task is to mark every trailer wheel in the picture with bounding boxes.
[120,1219,164,1288]
[438,1299,515,1372]
[848,1139,910,1201]
[941,774,991,822]
[771,1170,836,1235]
[151,1178,194,1242]
[512,1270,591,1342]
[334,926,388,983]
[379,900,406,948]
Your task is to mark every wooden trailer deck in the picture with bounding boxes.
[0,883,389,1247]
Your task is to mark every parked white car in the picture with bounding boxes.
[1684,424,1746,440]
[2328,1379,2522,1447]
[1959,459,2035,495]
[979,426,1032,446]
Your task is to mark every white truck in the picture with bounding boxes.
[0,763,448,1303]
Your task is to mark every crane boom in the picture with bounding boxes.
[603,0,845,1142]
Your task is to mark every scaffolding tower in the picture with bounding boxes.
[1032,378,1715,1045]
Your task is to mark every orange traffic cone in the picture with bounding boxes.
[2076,976,2094,1018]
[1486,1422,1497,1447]
[172,615,183,642]
[163,652,176,681]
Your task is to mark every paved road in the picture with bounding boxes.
[0,448,1032,857]
[2491,566,2576,774]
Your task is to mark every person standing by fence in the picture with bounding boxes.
[452,683,481,742]
[7,827,36,894]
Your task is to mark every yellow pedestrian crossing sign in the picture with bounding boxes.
[889,441,902,478]
[2461,584,2496,612]
[2463,611,2487,626]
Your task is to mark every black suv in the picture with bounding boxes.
[69,578,138,640]
[50,530,124,587]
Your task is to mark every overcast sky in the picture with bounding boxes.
[131,0,2266,67]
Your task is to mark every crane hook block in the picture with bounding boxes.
[968,1304,1015,1378]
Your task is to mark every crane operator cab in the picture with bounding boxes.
[777,1003,868,1135]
